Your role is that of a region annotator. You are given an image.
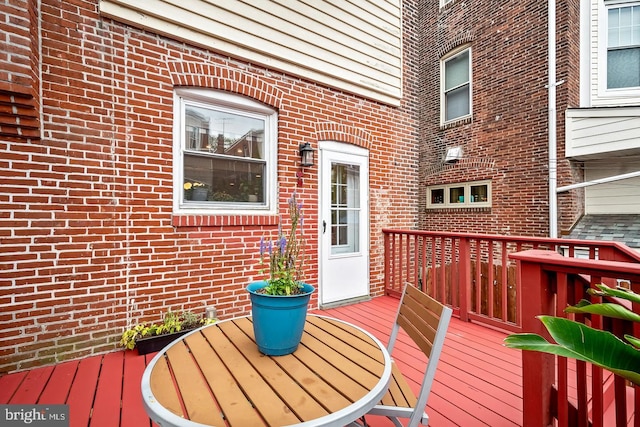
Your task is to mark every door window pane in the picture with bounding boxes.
[331,163,360,255]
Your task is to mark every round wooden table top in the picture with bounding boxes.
[141,314,391,427]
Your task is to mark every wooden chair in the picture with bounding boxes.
[365,284,453,427]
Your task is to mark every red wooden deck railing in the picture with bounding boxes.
[383,229,640,332]
[511,249,640,427]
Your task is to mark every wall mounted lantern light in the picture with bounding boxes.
[299,142,315,167]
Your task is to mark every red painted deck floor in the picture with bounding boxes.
[0,296,523,427]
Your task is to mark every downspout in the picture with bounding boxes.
[548,0,558,238]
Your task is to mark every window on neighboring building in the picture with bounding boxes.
[442,47,471,123]
[440,0,454,7]
[173,88,276,213]
[427,180,491,208]
[607,4,640,89]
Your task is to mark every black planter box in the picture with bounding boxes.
[135,329,195,355]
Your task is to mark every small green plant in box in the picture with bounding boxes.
[120,310,216,351]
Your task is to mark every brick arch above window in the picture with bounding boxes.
[437,30,475,58]
[167,61,284,109]
[314,122,372,150]
[425,158,496,178]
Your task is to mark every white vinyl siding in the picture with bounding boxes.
[565,107,640,159]
[585,159,640,214]
[100,0,402,106]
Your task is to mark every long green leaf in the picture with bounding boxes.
[626,334,640,349]
[589,283,640,304]
[565,302,640,322]
[505,316,640,386]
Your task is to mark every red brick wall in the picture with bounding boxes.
[0,0,419,373]
[419,0,582,237]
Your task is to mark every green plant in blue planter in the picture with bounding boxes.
[258,192,306,295]
[247,192,315,355]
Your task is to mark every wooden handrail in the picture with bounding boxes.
[383,229,640,332]
[511,249,640,427]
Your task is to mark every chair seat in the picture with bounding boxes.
[380,361,417,408]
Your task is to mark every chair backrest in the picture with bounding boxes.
[388,284,453,426]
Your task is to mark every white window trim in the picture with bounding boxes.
[440,0,454,8]
[172,88,278,215]
[426,180,492,209]
[596,0,640,103]
[440,46,473,125]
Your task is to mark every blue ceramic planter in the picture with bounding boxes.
[247,281,315,356]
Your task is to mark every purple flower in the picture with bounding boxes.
[298,203,303,227]
[259,237,265,256]
[279,237,286,254]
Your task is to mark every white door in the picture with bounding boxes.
[319,142,369,305]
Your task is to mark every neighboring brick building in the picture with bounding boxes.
[0,0,419,372]
[419,0,640,244]
[419,0,583,237]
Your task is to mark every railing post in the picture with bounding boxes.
[459,236,470,322]
[514,250,556,427]
[384,231,390,294]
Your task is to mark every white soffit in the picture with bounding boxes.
[100,0,403,106]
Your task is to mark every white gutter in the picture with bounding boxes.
[557,170,640,192]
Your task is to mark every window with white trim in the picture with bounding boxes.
[173,89,277,214]
[426,180,491,208]
[607,3,640,89]
[441,47,472,124]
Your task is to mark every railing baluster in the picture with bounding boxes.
[556,272,569,426]
[459,236,470,322]
[475,239,482,316]
[430,236,437,298]
[411,235,420,288]
[501,241,508,323]
[487,238,494,319]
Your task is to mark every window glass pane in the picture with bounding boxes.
[607,48,640,88]
[183,155,265,203]
[609,6,640,47]
[445,51,469,91]
[609,9,620,47]
[431,188,444,204]
[186,105,264,159]
[331,163,360,254]
[449,186,464,204]
[182,102,267,204]
[470,184,488,203]
[445,85,470,121]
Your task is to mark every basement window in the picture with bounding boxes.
[427,180,491,208]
